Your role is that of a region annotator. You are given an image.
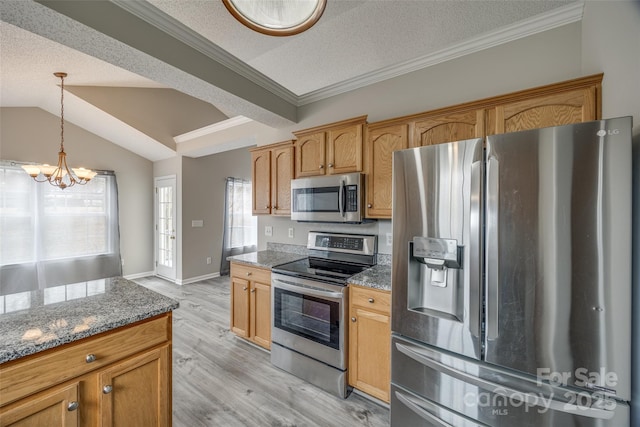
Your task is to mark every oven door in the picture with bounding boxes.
[271,273,347,369]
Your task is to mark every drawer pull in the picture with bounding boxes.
[67,401,79,412]
[85,353,97,363]
[103,385,113,394]
[246,272,252,276]
[368,298,375,303]
[351,317,357,322]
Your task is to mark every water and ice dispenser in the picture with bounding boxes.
[407,236,463,321]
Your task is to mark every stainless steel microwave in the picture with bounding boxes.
[290,173,365,223]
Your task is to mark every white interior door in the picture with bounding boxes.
[155,176,177,281]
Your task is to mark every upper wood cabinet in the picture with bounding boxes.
[294,116,367,177]
[364,121,409,218]
[411,108,485,147]
[486,74,601,135]
[250,141,294,216]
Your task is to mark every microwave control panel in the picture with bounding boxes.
[346,185,358,212]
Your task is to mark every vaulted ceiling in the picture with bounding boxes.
[0,0,580,161]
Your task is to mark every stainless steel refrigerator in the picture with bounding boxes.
[391,117,633,426]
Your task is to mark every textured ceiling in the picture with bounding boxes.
[0,0,579,161]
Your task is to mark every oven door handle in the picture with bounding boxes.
[272,277,344,300]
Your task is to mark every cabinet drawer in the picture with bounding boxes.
[0,314,170,407]
[231,263,271,285]
[350,286,391,314]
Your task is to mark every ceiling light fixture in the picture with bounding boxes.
[222,0,326,36]
[22,72,96,189]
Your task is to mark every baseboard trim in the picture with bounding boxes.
[177,272,221,285]
[124,271,155,280]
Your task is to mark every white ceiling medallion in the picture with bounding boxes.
[222,0,326,36]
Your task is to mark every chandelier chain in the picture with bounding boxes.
[60,73,64,152]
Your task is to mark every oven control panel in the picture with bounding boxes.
[308,232,377,256]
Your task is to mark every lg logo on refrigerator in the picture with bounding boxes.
[597,129,620,136]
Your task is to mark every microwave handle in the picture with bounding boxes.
[338,180,346,217]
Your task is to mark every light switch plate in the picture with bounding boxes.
[288,228,294,238]
[386,233,393,246]
[192,220,204,228]
[265,226,273,236]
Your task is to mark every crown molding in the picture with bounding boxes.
[174,116,253,143]
[297,1,585,105]
[111,0,298,105]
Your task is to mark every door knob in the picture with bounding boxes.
[328,163,334,168]
[351,317,357,322]
[250,289,256,293]
[67,401,79,412]
[367,204,372,208]
[243,287,248,291]
[102,385,113,394]
[319,165,324,169]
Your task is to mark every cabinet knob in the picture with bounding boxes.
[319,165,324,169]
[67,401,79,412]
[246,272,252,276]
[328,163,334,168]
[351,317,357,322]
[102,385,113,394]
[273,206,278,210]
[243,286,248,291]
[368,298,375,303]
[250,289,256,293]
[367,204,372,208]
[85,353,97,363]
[264,205,269,209]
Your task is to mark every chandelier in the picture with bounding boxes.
[222,0,326,36]
[22,72,97,189]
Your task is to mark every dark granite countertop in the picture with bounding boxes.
[227,250,306,269]
[349,264,392,292]
[0,277,179,364]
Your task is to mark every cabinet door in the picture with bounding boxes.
[365,123,408,218]
[412,109,485,147]
[250,281,271,350]
[295,132,326,177]
[230,277,250,338]
[349,307,391,403]
[251,149,272,215]
[98,346,170,427]
[327,123,363,174]
[271,145,294,216]
[487,87,598,135]
[0,382,79,427]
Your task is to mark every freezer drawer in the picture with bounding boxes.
[391,334,630,427]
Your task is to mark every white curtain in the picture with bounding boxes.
[0,161,122,295]
[220,177,257,275]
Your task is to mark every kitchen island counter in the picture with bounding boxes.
[0,277,179,364]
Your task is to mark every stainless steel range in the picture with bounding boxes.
[271,231,377,398]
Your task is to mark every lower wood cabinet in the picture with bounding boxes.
[0,314,172,427]
[230,262,272,350]
[348,285,391,403]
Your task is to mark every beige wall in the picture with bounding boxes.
[0,107,154,277]
[181,148,251,281]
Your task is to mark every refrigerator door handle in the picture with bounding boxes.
[395,342,615,420]
[394,389,486,427]
[469,160,483,339]
[486,156,500,340]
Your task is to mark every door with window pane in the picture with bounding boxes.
[155,176,176,281]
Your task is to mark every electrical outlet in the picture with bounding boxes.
[386,233,393,246]
[121,259,125,266]
[206,257,212,265]
[265,226,273,237]
[288,228,294,238]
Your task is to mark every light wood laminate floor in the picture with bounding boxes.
[134,276,390,427]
